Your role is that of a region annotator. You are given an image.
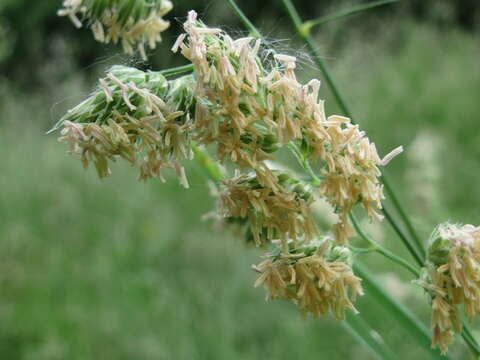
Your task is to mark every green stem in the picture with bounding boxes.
[302,0,398,35]
[349,213,420,277]
[281,0,426,263]
[381,173,426,260]
[287,143,322,187]
[159,64,194,77]
[382,206,423,267]
[356,264,447,360]
[225,0,262,38]
[344,312,398,360]
[282,0,353,118]
[460,315,480,357]
[191,143,227,181]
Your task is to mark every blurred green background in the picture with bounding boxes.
[1,0,479,359]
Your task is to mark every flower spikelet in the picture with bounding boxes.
[318,118,393,243]
[416,222,480,354]
[253,239,363,319]
[262,55,324,145]
[56,65,193,187]
[261,55,397,242]
[58,0,173,59]
[219,172,318,246]
[173,11,276,174]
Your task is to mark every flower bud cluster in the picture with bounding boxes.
[253,238,363,319]
[416,223,480,354]
[219,172,317,246]
[318,118,392,243]
[173,11,282,190]
[57,66,193,187]
[58,0,173,59]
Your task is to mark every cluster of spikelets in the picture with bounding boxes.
[416,223,480,354]
[253,238,363,319]
[172,11,402,243]
[54,66,194,187]
[219,171,318,246]
[55,10,404,321]
[58,0,173,59]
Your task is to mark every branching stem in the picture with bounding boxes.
[349,213,420,277]
[302,0,398,36]
[159,64,194,77]
[287,143,322,187]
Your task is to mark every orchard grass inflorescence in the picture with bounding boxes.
[55,9,403,322]
[417,223,480,354]
[54,0,480,357]
[253,238,363,319]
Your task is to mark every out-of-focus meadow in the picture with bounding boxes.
[1,1,479,359]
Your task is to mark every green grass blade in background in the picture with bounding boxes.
[302,0,398,34]
[355,264,446,360]
[345,313,398,360]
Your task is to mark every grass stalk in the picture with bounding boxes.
[381,173,426,259]
[344,312,398,360]
[356,264,446,360]
[225,0,262,38]
[192,143,227,180]
[349,213,420,277]
[302,0,398,35]
[159,64,194,77]
[382,206,423,266]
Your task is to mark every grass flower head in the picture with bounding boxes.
[219,171,318,246]
[56,65,194,187]
[417,222,480,354]
[254,238,363,319]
